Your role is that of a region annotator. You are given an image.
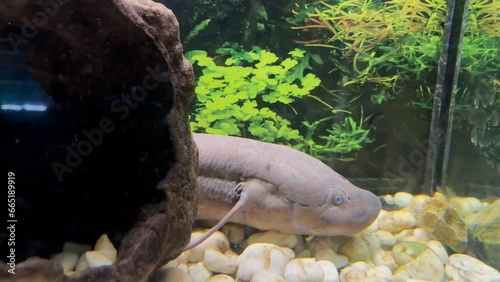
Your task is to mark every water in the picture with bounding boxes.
[0,0,499,280]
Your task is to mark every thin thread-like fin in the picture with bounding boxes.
[184,192,248,251]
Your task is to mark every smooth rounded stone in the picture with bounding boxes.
[248,230,298,248]
[63,242,92,257]
[85,250,114,268]
[75,250,113,272]
[383,194,395,205]
[176,253,188,265]
[177,264,189,273]
[207,274,234,282]
[465,199,500,269]
[250,272,285,282]
[185,230,230,263]
[409,194,431,212]
[394,192,413,207]
[203,249,237,274]
[317,260,339,282]
[307,237,337,255]
[221,224,245,245]
[371,249,398,272]
[314,248,348,268]
[237,243,293,281]
[284,258,324,282]
[161,259,178,269]
[364,215,380,233]
[426,240,448,264]
[464,197,482,212]
[411,228,431,242]
[374,230,397,249]
[188,262,213,282]
[450,197,475,218]
[415,192,468,253]
[75,254,89,273]
[157,267,192,282]
[94,233,117,262]
[379,210,416,233]
[404,229,431,244]
[366,265,392,281]
[339,233,380,261]
[50,252,79,274]
[445,254,500,282]
[392,249,445,282]
[395,229,414,242]
[339,261,370,281]
[391,241,426,265]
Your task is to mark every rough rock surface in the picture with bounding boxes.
[414,192,468,252]
[0,0,197,281]
[466,199,500,270]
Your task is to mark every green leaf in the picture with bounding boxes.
[288,48,306,58]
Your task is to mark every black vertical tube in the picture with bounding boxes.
[423,0,470,194]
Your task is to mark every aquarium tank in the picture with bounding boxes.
[0,0,499,281]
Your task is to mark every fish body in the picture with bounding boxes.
[193,133,381,236]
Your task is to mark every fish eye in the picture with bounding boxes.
[333,195,344,206]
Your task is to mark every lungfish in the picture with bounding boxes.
[186,133,381,250]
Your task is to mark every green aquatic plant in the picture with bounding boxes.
[186,46,321,143]
[184,19,211,44]
[290,0,500,108]
[291,0,447,104]
[186,44,373,159]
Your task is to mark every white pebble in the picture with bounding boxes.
[185,230,229,263]
[158,267,192,282]
[394,192,413,207]
[409,194,430,212]
[339,261,369,281]
[284,258,324,282]
[248,230,298,248]
[85,251,113,268]
[339,233,379,261]
[250,272,285,282]
[445,254,500,282]
[383,194,395,205]
[317,260,339,282]
[465,197,482,212]
[188,262,213,282]
[395,229,414,241]
[450,197,475,218]
[371,249,397,272]
[392,249,445,282]
[366,265,392,280]
[94,234,117,263]
[207,274,234,282]
[379,210,416,233]
[177,264,189,273]
[314,248,348,268]
[203,249,237,274]
[374,230,397,249]
[237,243,292,281]
[426,240,448,264]
[50,252,79,274]
[363,216,379,233]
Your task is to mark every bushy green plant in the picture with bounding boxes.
[289,0,500,108]
[186,44,373,159]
